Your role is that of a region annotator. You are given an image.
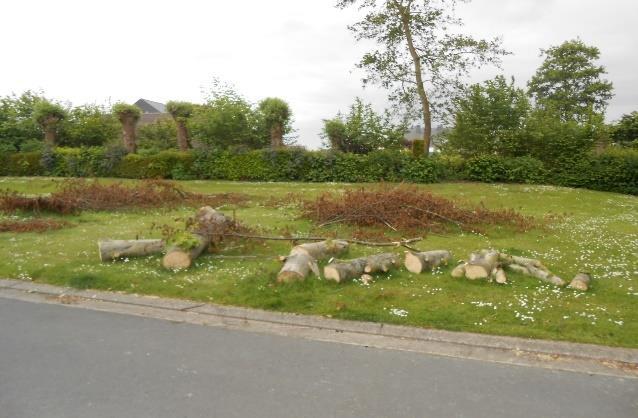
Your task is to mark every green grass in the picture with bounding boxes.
[1,177,637,347]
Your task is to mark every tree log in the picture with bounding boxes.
[569,273,591,291]
[451,263,466,278]
[364,253,400,274]
[404,250,451,274]
[324,257,369,283]
[493,267,507,284]
[162,207,230,270]
[465,250,499,280]
[98,239,165,262]
[324,252,399,283]
[277,240,349,283]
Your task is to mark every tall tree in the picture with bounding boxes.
[337,0,507,156]
[32,100,66,147]
[528,39,614,122]
[166,101,194,151]
[258,98,292,148]
[112,103,141,153]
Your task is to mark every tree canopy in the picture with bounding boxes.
[527,39,613,122]
[338,0,507,155]
[322,97,407,153]
[445,76,531,157]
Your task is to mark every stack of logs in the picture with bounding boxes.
[97,207,591,291]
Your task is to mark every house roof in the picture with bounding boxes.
[134,99,166,114]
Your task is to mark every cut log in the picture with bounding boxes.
[464,250,499,280]
[324,252,399,283]
[162,206,230,270]
[360,274,374,285]
[324,257,369,283]
[98,239,165,262]
[451,263,466,278]
[277,240,349,283]
[525,265,565,286]
[493,267,507,284]
[569,273,591,291]
[404,250,451,274]
[364,253,400,274]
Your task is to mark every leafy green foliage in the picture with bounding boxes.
[0,91,42,151]
[111,103,141,121]
[338,0,507,152]
[257,98,292,131]
[137,119,178,152]
[32,100,66,126]
[446,76,531,157]
[59,104,119,147]
[611,112,638,147]
[528,39,613,122]
[321,98,406,154]
[166,101,194,121]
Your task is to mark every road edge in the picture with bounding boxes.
[1,278,636,378]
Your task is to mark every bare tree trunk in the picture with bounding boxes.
[98,239,165,262]
[271,123,283,148]
[122,117,137,153]
[400,5,431,156]
[176,121,189,151]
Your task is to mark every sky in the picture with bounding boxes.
[1,0,636,149]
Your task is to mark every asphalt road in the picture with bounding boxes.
[0,297,636,418]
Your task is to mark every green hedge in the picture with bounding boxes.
[1,147,636,195]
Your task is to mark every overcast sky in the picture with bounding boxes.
[1,0,636,148]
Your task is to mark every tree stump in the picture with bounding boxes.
[569,273,591,291]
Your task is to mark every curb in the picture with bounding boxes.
[1,278,636,378]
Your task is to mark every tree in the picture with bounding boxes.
[138,119,178,151]
[59,104,119,147]
[322,97,407,153]
[166,101,194,151]
[32,100,67,147]
[611,112,638,147]
[190,79,266,150]
[445,76,531,157]
[112,103,141,153]
[257,98,292,148]
[528,39,614,123]
[337,0,507,156]
[0,91,43,152]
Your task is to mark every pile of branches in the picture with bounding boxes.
[0,218,71,233]
[0,180,250,215]
[301,186,535,234]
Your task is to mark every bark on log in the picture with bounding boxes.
[98,239,165,262]
[364,253,400,274]
[324,257,369,283]
[493,267,507,284]
[569,273,591,291]
[277,240,349,283]
[451,263,466,278]
[465,250,500,280]
[324,252,399,283]
[404,250,451,274]
[162,207,230,270]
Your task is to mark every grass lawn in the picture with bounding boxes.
[1,176,637,348]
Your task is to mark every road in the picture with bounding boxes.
[0,297,636,418]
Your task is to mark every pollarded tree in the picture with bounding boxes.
[32,100,67,147]
[528,39,614,123]
[112,103,142,153]
[258,98,292,148]
[337,0,507,156]
[166,101,194,151]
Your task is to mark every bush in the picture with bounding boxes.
[1,147,636,195]
[466,155,547,184]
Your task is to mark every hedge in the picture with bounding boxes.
[0,147,636,195]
